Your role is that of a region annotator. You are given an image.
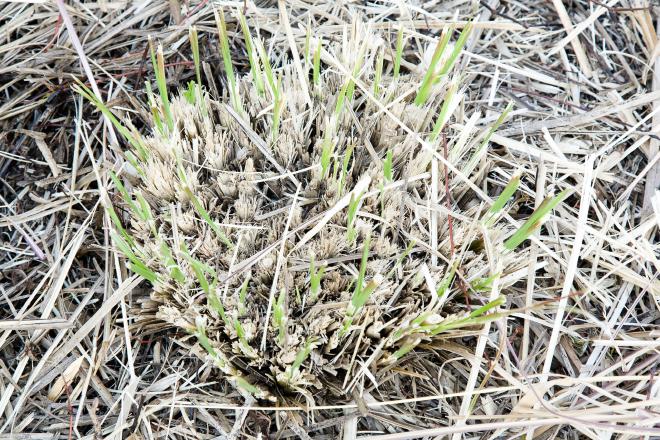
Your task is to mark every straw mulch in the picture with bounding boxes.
[1,1,659,438]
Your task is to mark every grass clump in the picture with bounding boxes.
[88,15,567,406]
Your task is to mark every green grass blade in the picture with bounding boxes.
[159,240,185,283]
[73,81,147,159]
[181,182,233,248]
[437,23,472,77]
[287,338,317,380]
[470,273,500,292]
[436,260,458,297]
[430,79,461,141]
[313,38,322,86]
[354,234,373,309]
[504,190,570,250]
[215,8,239,110]
[486,174,520,221]
[341,234,372,335]
[134,193,154,229]
[237,10,264,96]
[183,81,196,104]
[106,205,134,247]
[145,81,164,134]
[189,255,210,293]
[337,144,354,197]
[346,191,363,244]
[189,26,201,85]
[344,39,367,105]
[271,76,284,142]
[208,290,229,325]
[232,375,260,395]
[393,26,404,80]
[374,48,384,95]
[233,318,256,357]
[109,171,138,214]
[414,28,452,106]
[429,296,505,336]
[385,240,415,280]
[237,276,250,316]
[383,149,393,183]
[392,338,420,360]
[334,81,349,117]
[256,39,277,98]
[153,42,173,132]
[468,295,506,319]
[111,232,157,283]
[195,319,219,358]
[477,102,513,152]
[309,258,325,301]
[124,151,145,178]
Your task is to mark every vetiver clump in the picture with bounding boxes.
[82,14,563,404]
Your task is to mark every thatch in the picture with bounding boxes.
[1,0,659,438]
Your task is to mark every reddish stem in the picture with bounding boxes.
[443,130,470,308]
[44,13,63,52]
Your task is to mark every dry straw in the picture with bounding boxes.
[2,0,660,437]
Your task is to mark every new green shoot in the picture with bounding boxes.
[383,149,394,183]
[484,174,520,226]
[437,22,472,77]
[145,81,164,134]
[414,28,452,106]
[346,191,363,244]
[189,26,201,85]
[111,232,157,283]
[273,288,287,346]
[430,79,461,141]
[215,8,240,111]
[237,10,264,96]
[320,125,335,178]
[194,318,221,363]
[393,26,404,80]
[74,81,147,160]
[436,260,458,298]
[313,38,322,86]
[178,166,233,248]
[504,190,569,250]
[341,234,375,336]
[309,258,326,301]
[234,318,258,358]
[151,40,174,132]
[286,338,317,381]
[237,276,250,316]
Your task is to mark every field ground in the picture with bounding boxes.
[1,0,660,439]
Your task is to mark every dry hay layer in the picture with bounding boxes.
[1,1,659,439]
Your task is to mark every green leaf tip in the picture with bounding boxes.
[504,189,570,250]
